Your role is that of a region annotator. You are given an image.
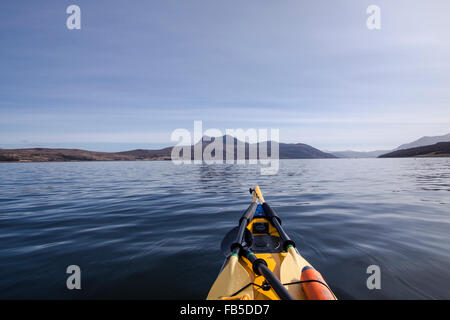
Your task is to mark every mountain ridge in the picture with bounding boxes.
[394,133,450,151]
[379,142,450,158]
[0,136,336,162]
[331,133,450,158]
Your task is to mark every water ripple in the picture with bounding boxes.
[0,158,449,299]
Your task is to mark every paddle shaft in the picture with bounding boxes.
[242,249,294,300]
[262,202,295,250]
[231,202,257,255]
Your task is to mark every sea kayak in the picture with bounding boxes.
[207,186,336,300]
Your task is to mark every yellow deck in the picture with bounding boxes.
[207,217,312,300]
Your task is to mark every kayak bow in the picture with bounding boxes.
[207,186,336,300]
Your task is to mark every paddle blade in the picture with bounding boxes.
[280,247,310,299]
[206,255,254,300]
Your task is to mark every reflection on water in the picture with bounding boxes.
[0,158,449,299]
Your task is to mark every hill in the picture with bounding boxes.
[330,133,450,158]
[378,142,450,158]
[0,148,171,162]
[177,135,336,160]
[0,136,336,162]
[394,133,450,151]
[278,143,336,159]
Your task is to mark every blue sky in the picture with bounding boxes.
[1,0,449,151]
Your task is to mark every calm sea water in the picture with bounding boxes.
[0,159,449,299]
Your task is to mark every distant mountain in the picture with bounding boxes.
[379,142,450,158]
[0,136,336,162]
[395,133,450,151]
[278,143,336,159]
[116,147,173,159]
[0,148,172,162]
[330,150,390,158]
[183,135,336,159]
[330,133,450,158]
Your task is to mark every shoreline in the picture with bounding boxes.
[0,156,449,164]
